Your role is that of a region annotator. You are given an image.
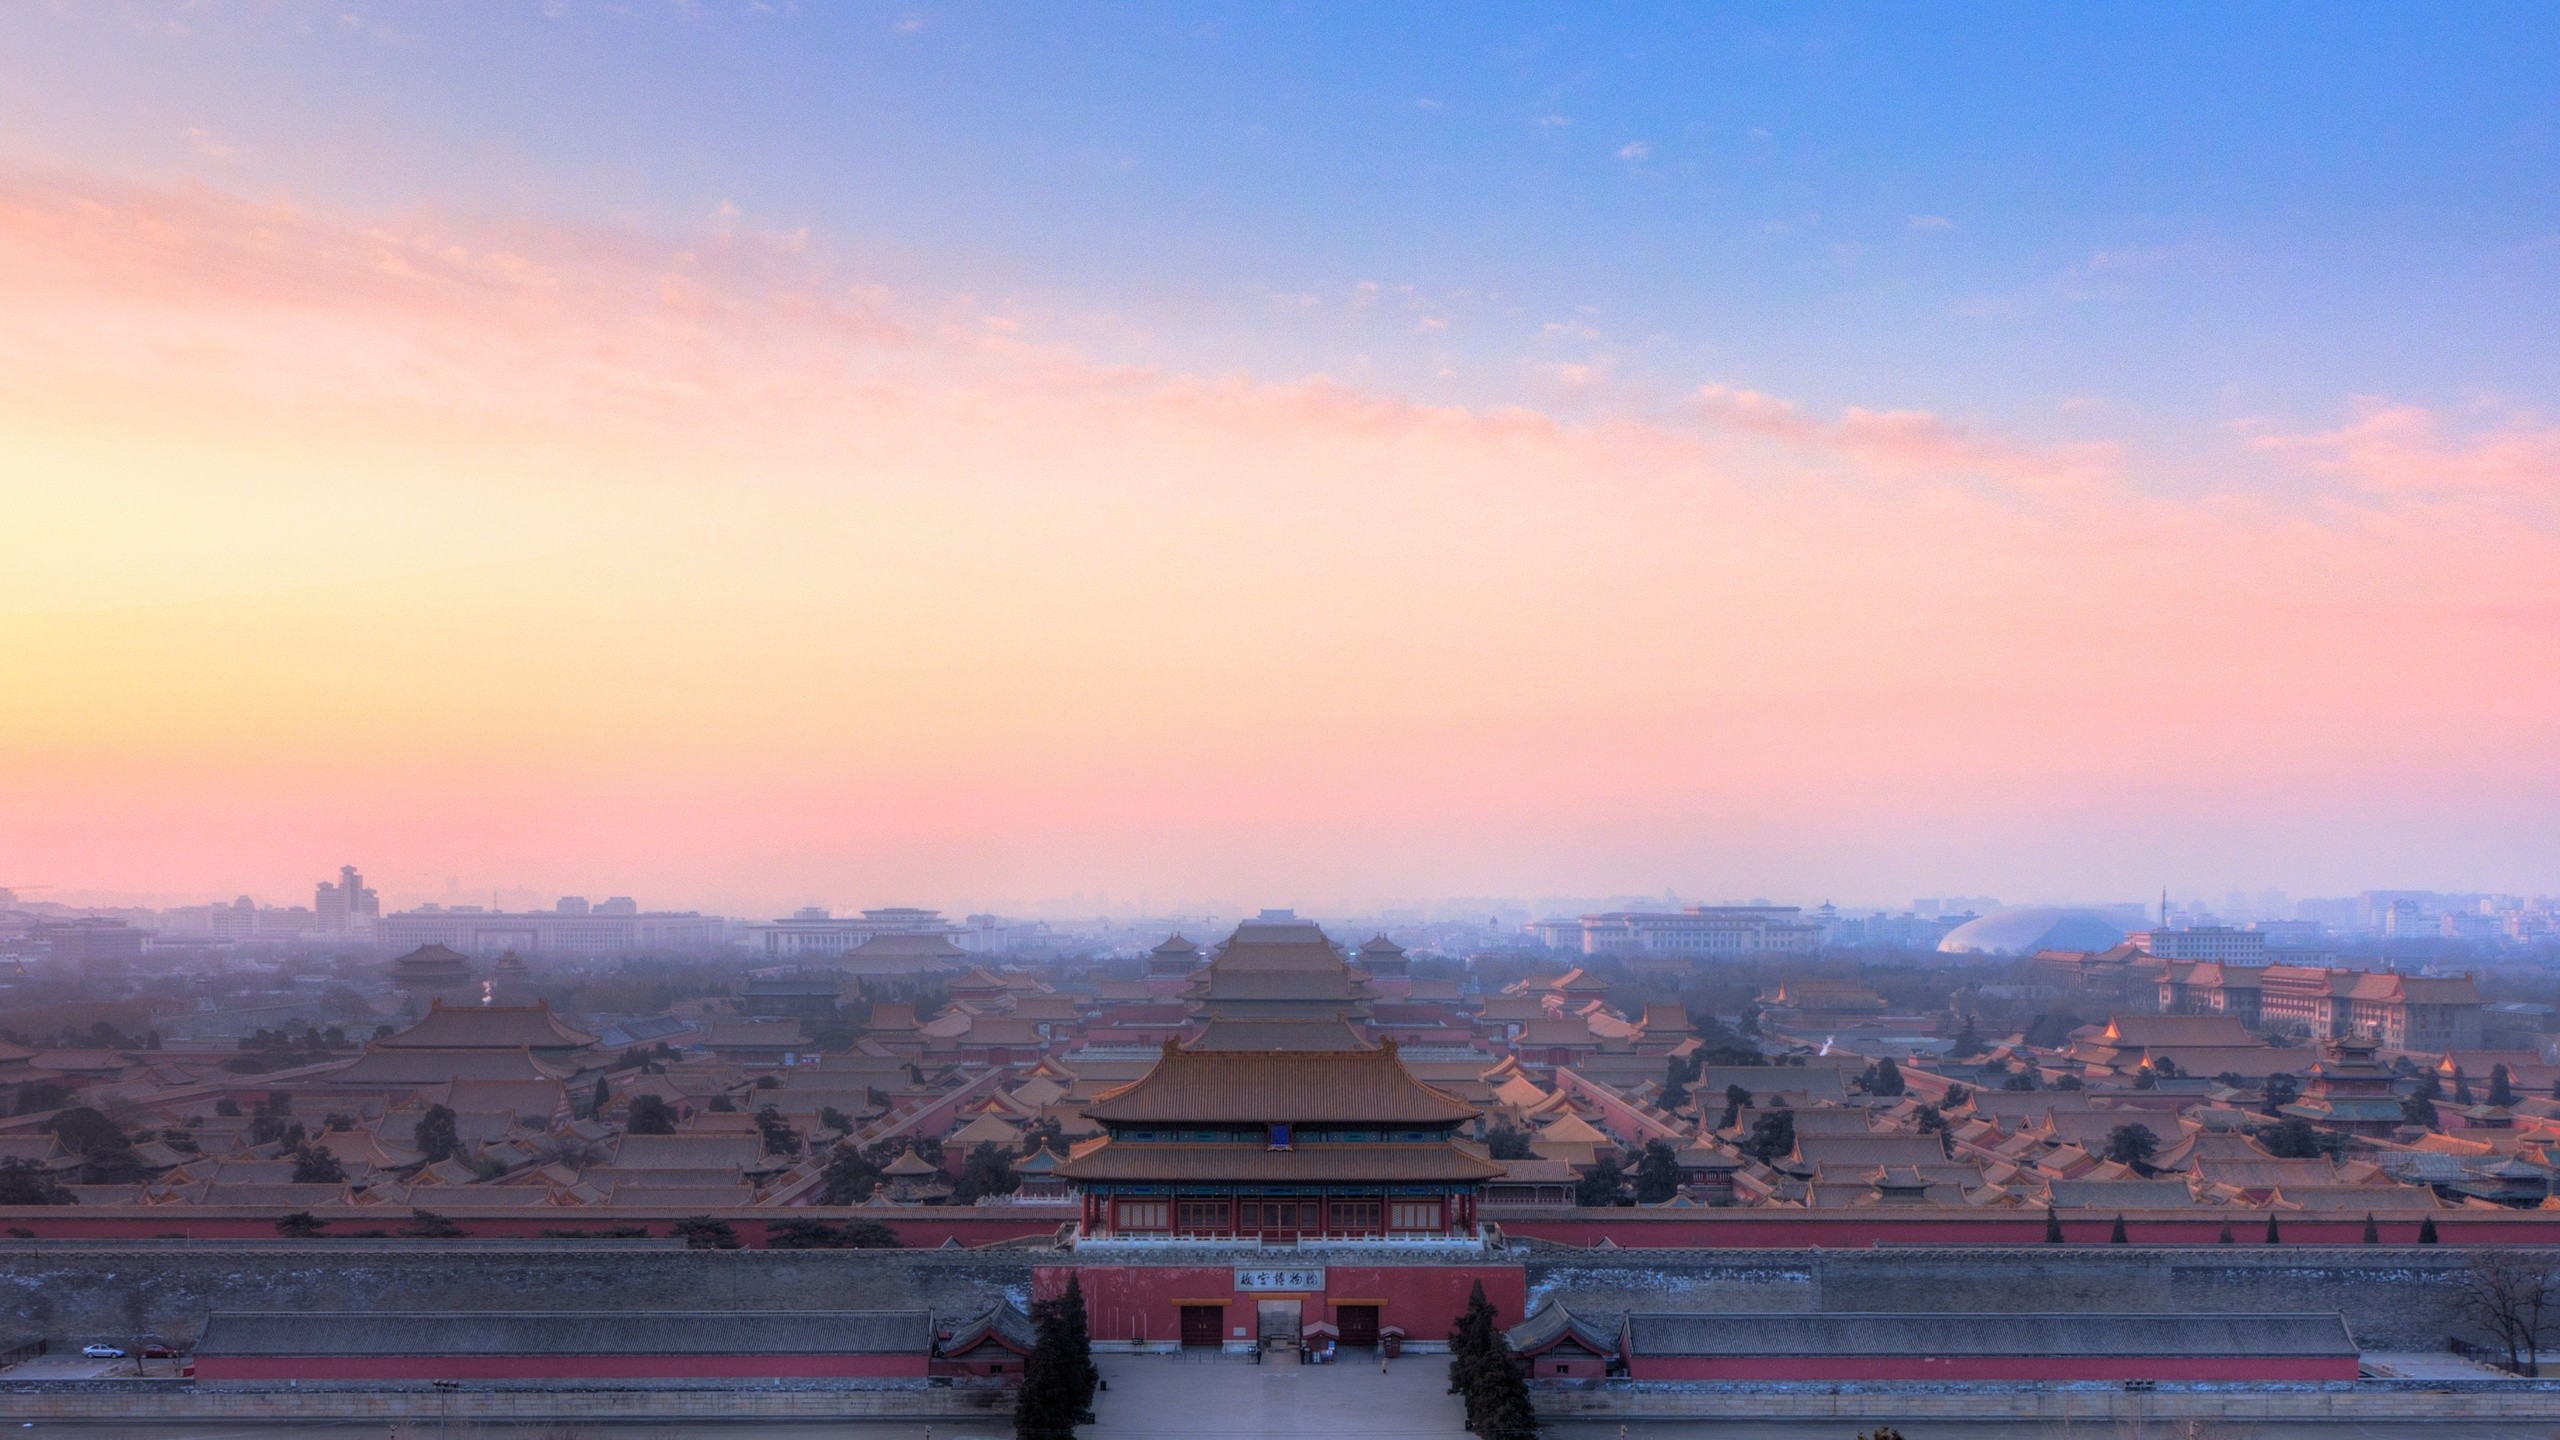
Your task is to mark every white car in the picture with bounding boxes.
[79,1344,125,1360]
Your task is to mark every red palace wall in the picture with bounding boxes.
[193,1354,927,1381]
[0,1210,1071,1248]
[9,1205,2560,1248]
[1038,1263,1528,1350]
[1491,1209,2531,1247]
[1626,1355,2360,1382]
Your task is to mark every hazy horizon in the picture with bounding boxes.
[4,6,2555,911]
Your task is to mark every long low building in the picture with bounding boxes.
[193,1310,933,1381]
[1620,1312,2360,1382]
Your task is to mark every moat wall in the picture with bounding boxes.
[0,1240,2520,1353]
[1522,1245,2494,1350]
[0,1241,1034,1348]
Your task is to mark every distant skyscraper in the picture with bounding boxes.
[314,864,379,934]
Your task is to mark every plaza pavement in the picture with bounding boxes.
[1084,1348,1472,1440]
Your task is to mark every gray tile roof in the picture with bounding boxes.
[1622,1312,2356,1358]
[198,1310,932,1357]
[1505,1302,1617,1357]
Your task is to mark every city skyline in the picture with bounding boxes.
[4,6,2556,908]
[9,865,2544,936]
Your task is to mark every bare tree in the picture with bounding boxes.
[2457,1249,2560,1375]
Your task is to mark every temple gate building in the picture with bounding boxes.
[1179,911,1375,1050]
[1057,1038,1499,1240]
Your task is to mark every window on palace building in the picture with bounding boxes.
[1330,1199,1381,1231]
[1268,1123,1292,1150]
[1388,1200,1443,1231]
[1177,1199,1229,1231]
[1116,1199,1170,1230]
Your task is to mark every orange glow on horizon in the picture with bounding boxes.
[3,173,2555,910]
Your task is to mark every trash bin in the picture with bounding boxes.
[1381,1328,1404,1359]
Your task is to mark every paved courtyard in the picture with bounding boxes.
[14,1352,2560,1439]
[1085,1348,1471,1440]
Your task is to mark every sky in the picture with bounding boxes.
[1,3,2556,917]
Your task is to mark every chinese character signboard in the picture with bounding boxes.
[1233,1266,1325,1292]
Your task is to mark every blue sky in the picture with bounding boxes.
[10,2,2557,451]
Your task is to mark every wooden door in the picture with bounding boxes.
[1180,1305,1225,1348]
[1337,1305,1379,1348]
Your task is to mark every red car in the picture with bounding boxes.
[140,1344,174,1359]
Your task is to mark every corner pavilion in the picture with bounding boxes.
[1057,1037,1501,1239]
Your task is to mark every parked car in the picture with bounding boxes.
[80,1344,125,1360]
[140,1343,174,1359]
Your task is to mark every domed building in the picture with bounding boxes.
[1936,907,2126,957]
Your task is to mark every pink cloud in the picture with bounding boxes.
[2242,398,2560,504]
[1,172,2556,905]
[1693,383,2118,496]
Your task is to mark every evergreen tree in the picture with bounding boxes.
[2044,1209,2064,1244]
[954,1140,1024,1203]
[2260,1073,2300,1115]
[1865,1056,1905,1097]
[1742,1108,1795,1165]
[754,1105,803,1158]
[402,1209,464,1239]
[841,1218,903,1249]
[2217,1223,2235,1244]
[2489,1064,2516,1108]
[1574,1152,1629,1207]
[2419,1215,2440,1243]
[2264,1212,2281,1244]
[1016,1276,1099,1440]
[588,1076,610,1118]
[624,1094,677,1135]
[1715,1085,1752,1131]
[1659,1058,1691,1113]
[2364,1213,2380,1244]
[1445,1281,1536,1440]
[1476,1323,1540,1440]
[2453,1068,2474,1105]
[1950,1015,1982,1058]
[1057,1274,1098,1421]
[291,1144,346,1184]
[414,1103,460,1162]
[766,1217,848,1249]
[817,1142,883,1205]
[673,1215,741,1249]
[1485,1120,1534,1160]
[274,1211,326,1238]
[0,1159,72,1206]
[1447,1282,1501,1434]
[2259,1118,2323,1159]
[1632,1140,1684,1204]
[2102,1123,2159,1169]
[2109,1214,2128,1244]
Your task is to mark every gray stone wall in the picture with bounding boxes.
[0,1241,1033,1348]
[3,1240,2530,1355]
[1525,1246,2504,1350]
